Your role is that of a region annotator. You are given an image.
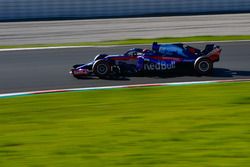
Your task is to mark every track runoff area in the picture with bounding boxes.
[0,41,250,98]
[0,79,250,98]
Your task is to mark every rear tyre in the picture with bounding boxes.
[194,58,213,75]
[93,60,111,78]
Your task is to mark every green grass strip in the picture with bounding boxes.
[1,35,250,49]
[0,82,250,166]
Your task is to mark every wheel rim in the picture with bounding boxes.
[199,61,209,72]
[97,64,108,75]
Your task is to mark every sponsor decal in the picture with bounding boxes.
[73,69,89,75]
[144,61,175,71]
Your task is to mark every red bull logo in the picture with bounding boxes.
[144,61,175,71]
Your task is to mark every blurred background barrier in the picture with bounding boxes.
[0,0,250,21]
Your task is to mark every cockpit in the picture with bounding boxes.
[125,48,143,57]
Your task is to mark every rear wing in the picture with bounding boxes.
[202,44,221,55]
[202,44,222,62]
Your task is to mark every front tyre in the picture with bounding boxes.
[194,58,213,75]
[93,60,111,78]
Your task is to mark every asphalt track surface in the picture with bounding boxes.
[0,41,250,94]
[1,13,250,45]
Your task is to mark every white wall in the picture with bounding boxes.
[0,0,250,21]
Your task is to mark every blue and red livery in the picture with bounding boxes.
[70,42,221,79]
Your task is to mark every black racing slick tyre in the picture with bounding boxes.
[93,60,111,78]
[194,58,213,75]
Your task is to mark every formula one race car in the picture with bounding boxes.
[70,42,221,79]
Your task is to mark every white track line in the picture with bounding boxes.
[1,78,250,98]
[0,40,250,52]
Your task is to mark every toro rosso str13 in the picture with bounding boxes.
[70,42,221,79]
